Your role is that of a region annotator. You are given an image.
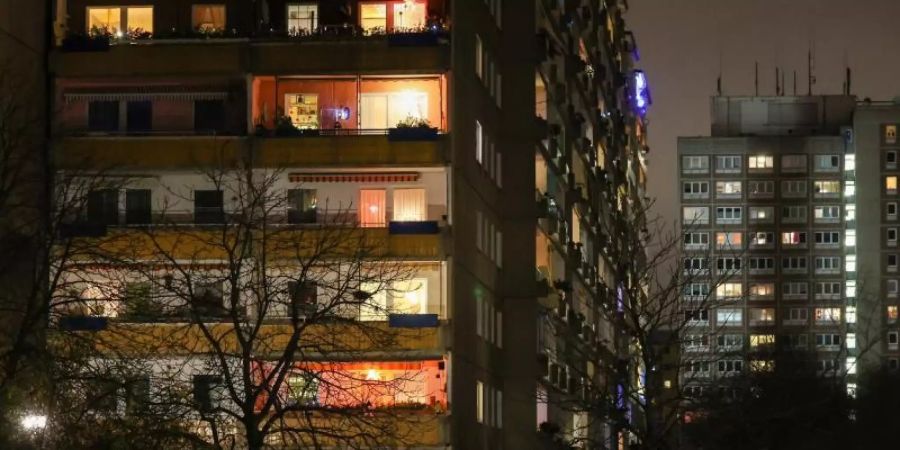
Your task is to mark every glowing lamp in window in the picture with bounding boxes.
[393,279,428,314]
[359,189,386,227]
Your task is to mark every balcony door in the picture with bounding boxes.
[360,92,427,129]
[392,188,425,222]
[359,189,386,227]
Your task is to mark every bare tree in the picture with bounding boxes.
[51,164,446,449]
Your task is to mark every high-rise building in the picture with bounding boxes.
[50,1,648,448]
[677,95,859,392]
[851,99,900,376]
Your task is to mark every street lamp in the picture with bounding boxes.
[20,414,47,431]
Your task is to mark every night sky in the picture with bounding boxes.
[628,0,900,227]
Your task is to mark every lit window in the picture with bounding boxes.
[814,307,841,324]
[845,180,856,197]
[287,4,318,35]
[813,180,841,195]
[749,283,774,297]
[391,0,427,30]
[285,94,319,129]
[475,120,484,163]
[781,231,806,245]
[682,207,709,224]
[847,306,857,324]
[749,308,775,324]
[888,306,898,323]
[748,155,773,170]
[192,5,226,32]
[359,189,387,227]
[392,188,426,221]
[844,154,855,172]
[360,91,428,129]
[846,254,857,272]
[476,381,485,423]
[749,334,775,347]
[360,3,388,33]
[716,283,742,299]
[87,6,153,35]
[715,181,741,196]
[716,308,742,326]
[393,278,428,314]
[887,125,898,144]
[845,229,856,247]
[87,7,122,34]
[847,333,857,349]
[715,232,741,248]
[887,176,898,192]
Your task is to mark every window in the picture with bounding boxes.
[287,374,319,406]
[393,188,426,221]
[716,258,742,274]
[126,101,152,132]
[813,180,840,196]
[717,360,744,375]
[888,305,898,323]
[846,254,857,272]
[815,257,841,273]
[845,154,855,172]
[782,205,807,223]
[749,283,774,298]
[815,307,841,324]
[194,100,225,132]
[717,334,743,349]
[88,101,119,132]
[683,181,710,198]
[87,189,119,225]
[749,308,775,325]
[815,231,840,246]
[192,5,226,32]
[846,204,856,222]
[748,181,773,197]
[889,228,898,246]
[125,189,151,225]
[781,231,806,245]
[889,202,898,220]
[193,281,224,315]
[683,257,709,272]
[888,176,898,193]
[816,281,841,300]
[786,308,808,323]
[682,156,709,173]
[285,94,319,129]
[476,381,485,423]
[886,125,898,144]
[393,279,428,314]
[748,155,773,170]
[781,180,807,198]
[890,332,900,350]
[684,335,710,352]
[846,280,857,299]
[683,283,710,299]
[715,155,742,173]
[360,91,428,129]
[475,35,484,80]
[475,120,484,163]
[286,281,318,318]
[748,206,773,222]
[194,190,224,224]
[750,232,774,247]
[814,206,840,222]
[782,256,807,271]
[815,334,842,349]
[684,308,709,324]
[814,154,840,172]
[783,334,808,350]
[888,280,899,298]
[783,282,808,298]
[844,180,855,198]
[715,206,742,224]
[887,151,897,169]
[716,282,742,298]
[87,6,153,35]
[684,232,709,249]
[748,257,774,272]
[715,181,741,197]
[716,308,742,326]
[682,206,709,224]
[287,189,317,224]
[684,360,710,376]
[817,359,840,374]
[359,189,387,227]
[846,229,857,247]
[287,4,318,35]
[781,154,807,172]
[749,334,776,348]
[715,232,741,249]
[890,254,898,272]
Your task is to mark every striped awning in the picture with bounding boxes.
[64,86,230,103]
[289,172,420,183]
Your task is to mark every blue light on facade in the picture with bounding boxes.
[633,70,651,117]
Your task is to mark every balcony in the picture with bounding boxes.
[55,135,247,170]
[66,319,447,357]
[255,132,447,167]
[280,410,446,448]
[54,33,450,78]
[70,225,446,261]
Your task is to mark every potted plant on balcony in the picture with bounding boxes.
[388,116,438,141]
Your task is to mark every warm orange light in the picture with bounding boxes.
[366,369,381,381]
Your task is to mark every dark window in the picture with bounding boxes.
[125,376,150,416]
[192,375,222,414]
[193,281,224,316]
[125,189,152,224]
[194,100,226,133]
[126,101,152,132]
[286,281,317,316]
[287,189,317,224]
[90,379,120,414]
[87,189,119,225]
[122,282,159,319]
[194,190,224,224]
[888,152,897,163]
[88,101,120,132]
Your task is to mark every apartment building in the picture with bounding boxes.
[853,99,900,375]
[678,96,858,395]
[49,0,647,448]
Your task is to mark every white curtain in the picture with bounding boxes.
[392,279,428,314]
[392,188,425,221]
[360,94,388,129]
[359,189,386,227]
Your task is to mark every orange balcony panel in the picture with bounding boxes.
[254,135,447,167]
[56,136,246,170]
[74,321,444,356]
[70,227,444,261]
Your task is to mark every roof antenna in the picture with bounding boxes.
[793,70,797,96]
[775,67,780,96]
[781,68,786,97]
[807,45,816,95]
[754,61,759,96]
[843,51,851,95]
[716,49,723,96]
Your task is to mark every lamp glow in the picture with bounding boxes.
[366,369,381,381]
[20,414,47,430]
[632,70,651,117]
